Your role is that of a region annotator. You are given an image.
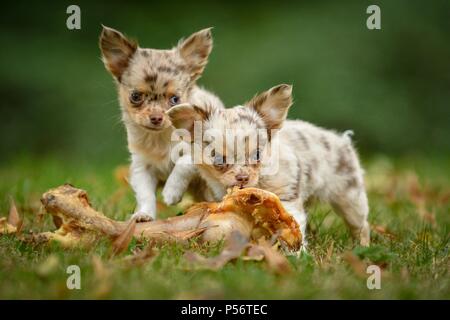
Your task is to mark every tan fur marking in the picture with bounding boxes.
[336,147,355,174]
[320,135,331,151]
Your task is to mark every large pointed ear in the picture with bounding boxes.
[246,84,293,130]
[99,26,137,81]
[178,28,213,81]
[167,103,210,133]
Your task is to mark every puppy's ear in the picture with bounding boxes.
[99,26,137,81]
[178,28,213,81]
[167,103,209,133]
[246,84,293,130]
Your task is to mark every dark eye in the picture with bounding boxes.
[130,91,144,105]
[169,95,180,106]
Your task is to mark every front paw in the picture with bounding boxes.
[162,187,182,206]
[131,211,154,223]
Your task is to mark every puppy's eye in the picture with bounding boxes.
[130,91,144,105]
[169,95,180,106]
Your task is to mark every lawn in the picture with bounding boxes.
[0,155,449,299]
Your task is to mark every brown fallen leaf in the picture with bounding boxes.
[406,173,437,226]
[250,239,292,274]
[8,199,23,233]
[0,217,17,234]
[372,224,397,239]
[121,243,158,267]
[91,255,112,299]
[184,231,249,270]
[111,218,136,256]
[343,251,367,278]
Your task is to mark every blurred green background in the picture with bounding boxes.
[1,0,449,165]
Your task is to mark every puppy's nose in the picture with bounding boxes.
[235,173,249,184]
[150,115,163,125]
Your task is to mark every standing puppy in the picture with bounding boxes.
[167,85,370,247]
[100,26,224,221]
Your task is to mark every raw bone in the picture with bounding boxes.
[39,184,302,250]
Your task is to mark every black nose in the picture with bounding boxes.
[235,173,249,184]
[150,115,163,125]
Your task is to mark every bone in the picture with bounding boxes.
[39,184,302,250]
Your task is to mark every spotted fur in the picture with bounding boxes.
[100,26,224,221]
[169,84,370,248]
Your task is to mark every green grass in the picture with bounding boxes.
[0,155,449,299]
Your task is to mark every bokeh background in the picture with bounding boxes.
[0,0,449,165]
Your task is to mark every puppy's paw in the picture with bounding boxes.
[162,187,183,206]
[131,211,154,223]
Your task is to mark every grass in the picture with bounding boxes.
[0,154,449,299]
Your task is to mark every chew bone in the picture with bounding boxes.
[39,184,301,250]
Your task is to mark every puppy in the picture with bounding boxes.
[100,26,224,221]
[167,84,370,248]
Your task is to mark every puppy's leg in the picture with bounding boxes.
[206,178,227,201]
[162,154,197,206]
[282,201,308,252]
[330,187,370,246]
[129,154,157,222]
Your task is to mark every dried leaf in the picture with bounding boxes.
[111,218,136,256]
[0,217,17,234]
[252,239,292,274]
[406,173,437,226]
[122,243,158,267]
[372,225,397,239]
[8,199,23,233]
[92,255,112,299]
[184,231,249,270]
[343,251,367,278]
